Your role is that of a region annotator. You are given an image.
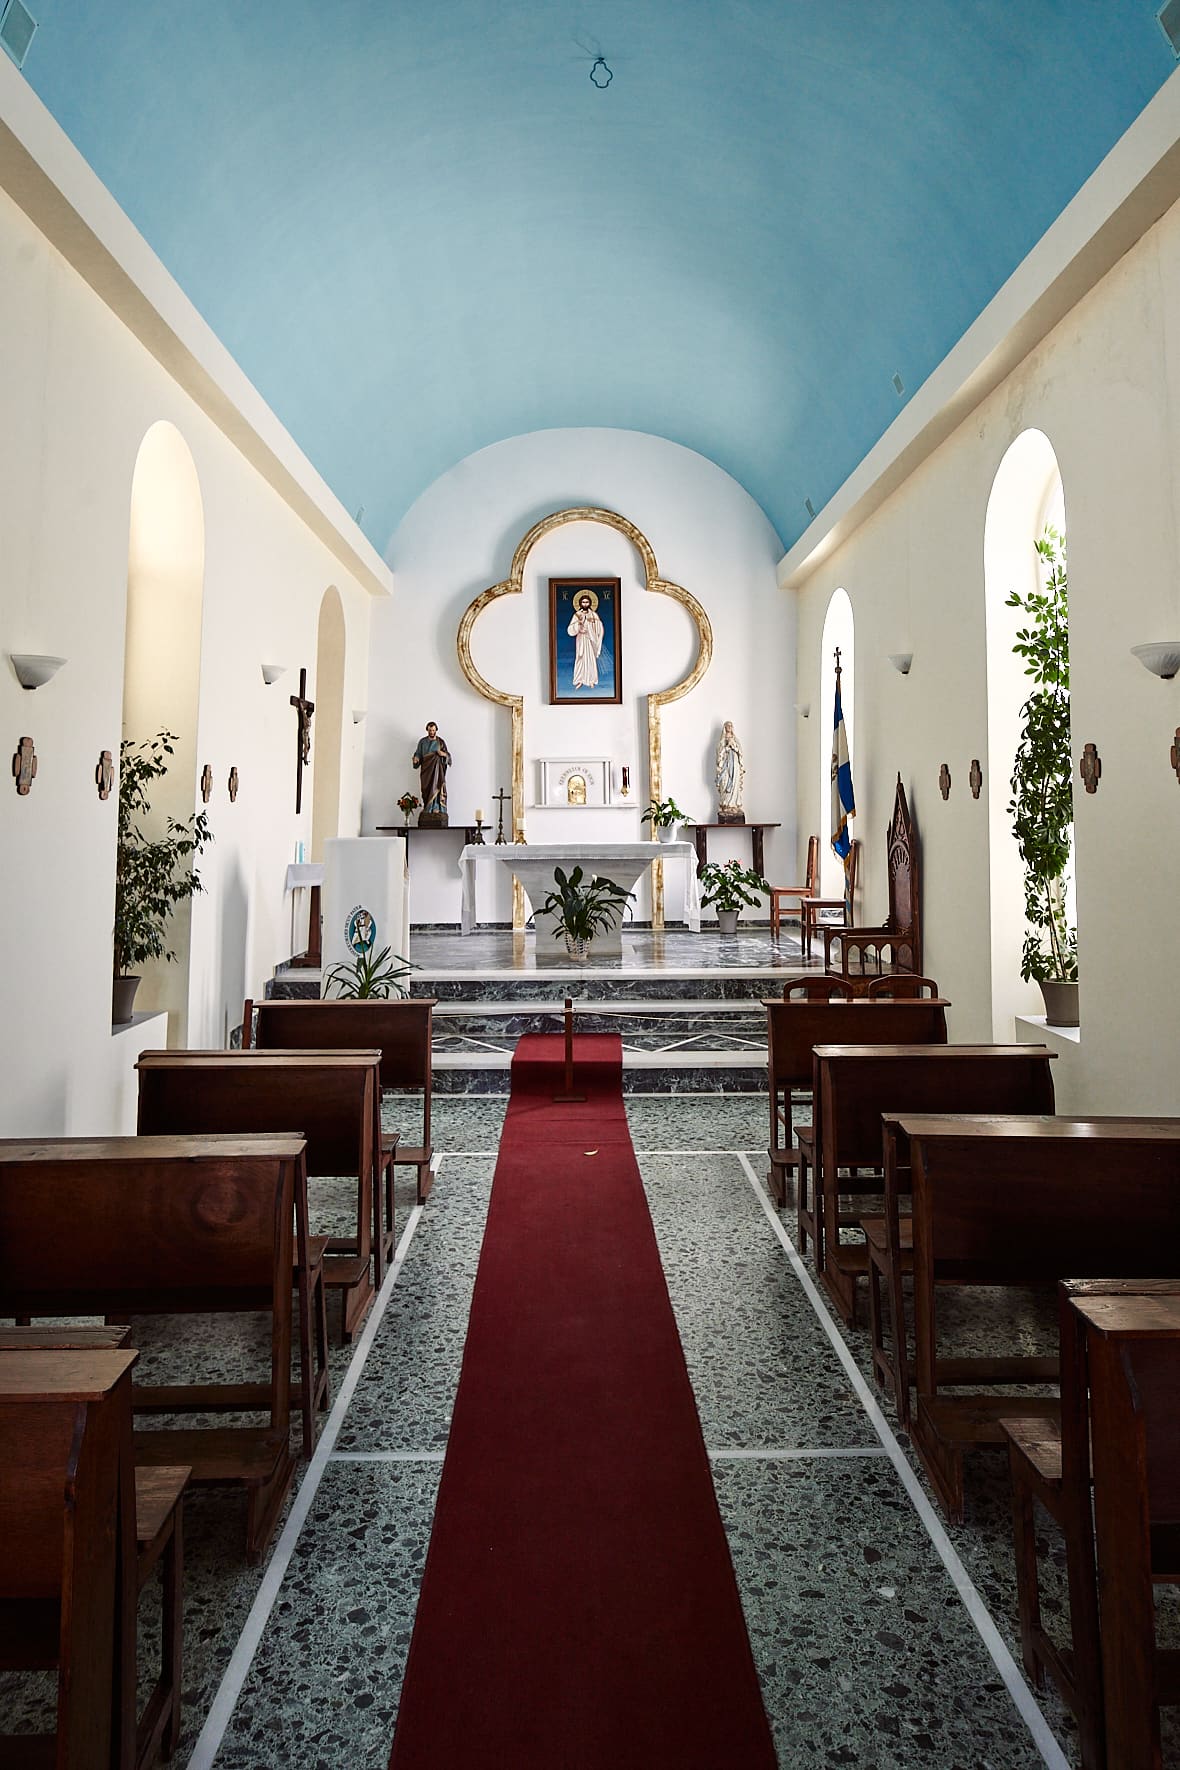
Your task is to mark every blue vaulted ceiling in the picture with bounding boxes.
[14,1,1175,554]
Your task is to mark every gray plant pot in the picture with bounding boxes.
[1039,979,1079,1028]
[112,974,141,1024]
[656,823,677,843]
[715,908,740,935]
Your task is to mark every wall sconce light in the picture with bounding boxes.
[888,653,913,676]
[795,703,811,720]
[9,654,66,690]
[1130,642,1180,680]
[261,663,288,686]
[351,708,367,725]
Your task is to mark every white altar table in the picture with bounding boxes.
[458,841,701,953]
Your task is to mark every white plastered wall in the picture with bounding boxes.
[361,430,792,928]
[791,196,1180,1113]
[0,178,374,1133]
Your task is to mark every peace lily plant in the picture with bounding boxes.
[1007,526,1078,1025]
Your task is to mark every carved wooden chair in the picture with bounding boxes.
[865,975,939,999]
[779,975,856,1001]
[769,836,819,939]
[800,839,859,958]
[824,776,922,975]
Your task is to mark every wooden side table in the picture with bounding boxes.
[683,822,780,877]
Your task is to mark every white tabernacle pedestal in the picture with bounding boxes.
[322,837,411,989]
[458,841,701,954]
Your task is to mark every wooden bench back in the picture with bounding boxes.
[245,997,435,1093]
[0,1136,299,1317]
[0,1351,136,1769]
[137,1050,378,1180]
[906,1118,1180,1288]
[817,1046,1056,1172]
[764,998,949,1092]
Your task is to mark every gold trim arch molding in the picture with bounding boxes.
[455,506,714,929]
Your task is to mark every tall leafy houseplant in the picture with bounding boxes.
[1007,527,1078,1021]
[114,732,212,1021]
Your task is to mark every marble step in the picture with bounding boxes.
[432,1050,767,1095]
[409,970,790,1004]
[432,998,765,1042]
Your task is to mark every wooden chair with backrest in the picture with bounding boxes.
[823,775,921,976]
[0,1349,134,1770]
[137,1049,384,1342]
[799,839,859,959]
[814,1044,1056,1328]
[1001,1280,1180,1770]
[0,1134,304,1563]
[780,975,856,1001]
[0,1333,189,1770]
[242,996,437,1222]
[902,1115,1180,1524]
[865,975,939,999]
[769,836,819,940]
[762,996,948,1236]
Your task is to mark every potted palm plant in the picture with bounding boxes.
[324,944,418,998]
[699,858,769,934]
[535,865,635,959]
[1007,526,1078,1027]
[113,732,213,1023]
[641,796,690,843]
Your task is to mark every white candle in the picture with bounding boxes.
[475,808,484,823]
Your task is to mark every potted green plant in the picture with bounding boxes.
[641,796,690,843]
[1007,526,1078,1027]
[396,790,421,826]
[324,943,418,998]
[534,865,635,960]
[114,732,213,1023]
[699,858,769,934]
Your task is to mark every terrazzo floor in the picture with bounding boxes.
[8,1085,1163,1768]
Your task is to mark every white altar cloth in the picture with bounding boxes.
[458,841,701,952]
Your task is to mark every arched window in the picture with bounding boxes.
[984,429,1069,1036]
[818,588,855,898]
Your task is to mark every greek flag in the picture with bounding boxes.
[830,673,856,862]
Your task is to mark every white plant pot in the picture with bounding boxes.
[656,823,676,843]
[564,933,592,961]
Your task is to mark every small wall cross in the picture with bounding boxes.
[228,766,240,803]
[1171,729,1180,787]
[200,763,213,803]
[290,667,315,814]
[12,736,36,796]
[95,749,114,800]
[1079,742,1102,794]
[938,762,951,801]
[968,758,983,800]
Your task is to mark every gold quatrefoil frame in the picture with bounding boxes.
[456,507,713,930]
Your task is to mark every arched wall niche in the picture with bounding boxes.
[456,505,713,929]
[817,588,855,899]
[983,427,1067,1038]
[310,586,347,862]
[122,420,206,1044]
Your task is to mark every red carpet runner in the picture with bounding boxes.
[389,1035,777,1769]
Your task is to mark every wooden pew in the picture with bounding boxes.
[762,997,949,1251]
[1003,1280,1180,1770]
[0,1349,136,1770]
[0,1134,304,1562]
[810,1042,1056,1325]
[243,995,437,1217]
[137,1049,386,1337]
[0,1342,189,1770]
[1085,1290,1180,1769]
[901,1116,1180,1523]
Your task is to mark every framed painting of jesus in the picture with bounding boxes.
[549,577,622,705]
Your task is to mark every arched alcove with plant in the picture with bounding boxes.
[119,421,208,1040]
[817,588,855,899]
[984,429,1074,1036]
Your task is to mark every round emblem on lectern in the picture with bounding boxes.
[345,905,377,955]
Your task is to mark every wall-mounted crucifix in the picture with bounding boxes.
[291,668,315,813]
